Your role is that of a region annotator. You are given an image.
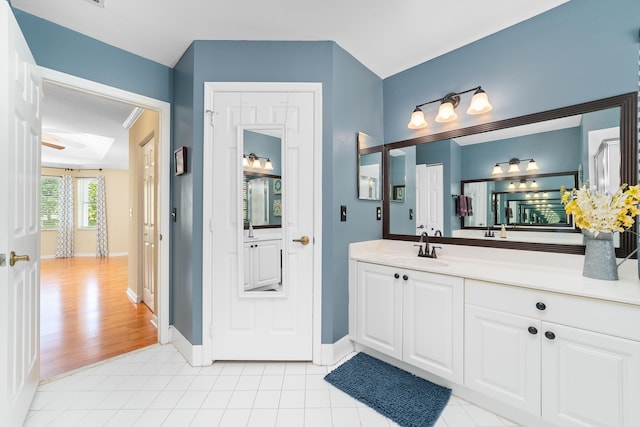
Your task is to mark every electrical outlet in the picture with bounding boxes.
[409,208,414,220]
[171,208,177,222]
[376,206,382,220]
[340,205,347,222]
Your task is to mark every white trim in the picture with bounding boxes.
[125,287,139,304]
[37,67,171,345]
[170,326,205,367]
[321,335,355,366]
[202,82,323,365]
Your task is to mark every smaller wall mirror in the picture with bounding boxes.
[357,132,383,200]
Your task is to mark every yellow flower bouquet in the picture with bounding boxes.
[561,183,640,234]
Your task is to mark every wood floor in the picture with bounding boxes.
[40,256,157,380]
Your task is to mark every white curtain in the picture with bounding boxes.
[55,175,74,258]
[96,175,108,257]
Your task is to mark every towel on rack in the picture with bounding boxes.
[456,195,468,217]
[466,196,473,216]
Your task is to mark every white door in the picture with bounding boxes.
[465,305,541,415]
[403,271,463,383]
[206,84,319,360]
[356,262,403,359]
[141,138,156,312]
[542,322,640,427]
[416,164,443,236]
[0,3,42,425]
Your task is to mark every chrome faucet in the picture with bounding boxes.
[484,225,495,238]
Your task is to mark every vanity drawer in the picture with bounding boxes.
[465,279,640,341]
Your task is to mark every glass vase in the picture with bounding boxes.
[582,230,618,280]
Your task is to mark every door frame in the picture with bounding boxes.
[202,82,323,364]
[38,67,171,344]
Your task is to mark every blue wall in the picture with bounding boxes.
[13,9,172,103]
[383,0,640,144]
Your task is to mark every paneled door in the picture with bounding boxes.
[416,163,443,236]
[141,138,156,312]
[0,2,42,425]
[205,83,320,361]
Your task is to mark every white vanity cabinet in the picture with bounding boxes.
[355,261,463,383]
[465,279,640,427]
[243,238,282,290]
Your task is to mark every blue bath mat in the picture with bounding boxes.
[324,352,451,427]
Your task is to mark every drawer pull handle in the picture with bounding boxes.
[402,275,409,281]
[528,326,538,335]
[536,302,546,311]
[394,273,400,279]
[545,331,556,340]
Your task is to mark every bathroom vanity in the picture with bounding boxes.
[348,239,640,427]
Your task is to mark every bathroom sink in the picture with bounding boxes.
[385,256,448,268]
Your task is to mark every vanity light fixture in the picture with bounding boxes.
[491,158,539,175]
[407,86,492,129]
[243,153,274,171]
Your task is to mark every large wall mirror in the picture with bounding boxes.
[383,92,638,257]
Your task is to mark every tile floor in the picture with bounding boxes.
[25,344,519,426]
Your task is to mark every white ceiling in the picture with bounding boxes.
[18,0,569,170]
[13,0,567,79]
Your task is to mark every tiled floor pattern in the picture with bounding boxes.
[25,344,519,426]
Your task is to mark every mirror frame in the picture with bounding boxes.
[383,92,638,257]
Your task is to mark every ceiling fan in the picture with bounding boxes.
[41,135,65,150]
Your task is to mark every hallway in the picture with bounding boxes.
[40,257,157,379]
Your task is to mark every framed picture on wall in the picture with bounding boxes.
[392,185,405,201]
[174,147,187,176]
[273,179,282,195]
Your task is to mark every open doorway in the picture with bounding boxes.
[38,69,171,379]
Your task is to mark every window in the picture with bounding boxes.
[40,176,60,230]
[78,178,98,229]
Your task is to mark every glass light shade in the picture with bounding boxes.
[252,158,261,169]
[530,180,538,188]
[519,181,527,189]
[526,160,539,171]
[435,102,457,123]
[491,164,503,175]
[507,162,520,173]
[534,193,539,198]
[466,90,493,114]
[525,193,531,198]
[543,192,549,197]
[408,108,427,129]
[264,159,274,170]
[242,156,249,167]
[508,182,515,190]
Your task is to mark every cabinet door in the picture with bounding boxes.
[356,262,403,359]
[253,240,282,288]
[403,271,463,384]
[542,322,640,427]
[465,305,541,415]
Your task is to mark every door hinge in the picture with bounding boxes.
[205,110,217,127]
[0,254,5,267]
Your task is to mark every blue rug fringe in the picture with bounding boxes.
[324,352,451,427]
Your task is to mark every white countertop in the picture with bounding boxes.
[350,239,640,307]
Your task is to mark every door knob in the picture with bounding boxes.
[10,251,30,267]
[292,236,310,246]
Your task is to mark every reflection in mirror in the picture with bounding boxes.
[357,132,383,200]
[383,93,637,256]
[240,128,284,294]
[461,172,577,230]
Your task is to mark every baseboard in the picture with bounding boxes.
[170,326,206,367]
[126,288,140,304]
[320,335,354,366]
[150,314,158,329]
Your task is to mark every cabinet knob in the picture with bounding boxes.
[545,331,556,340]
[528,326,538,335]
[402,275,409,281]
[536,302,546,311]
[394,273,400,279]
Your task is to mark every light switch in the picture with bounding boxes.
[376,206,382,220]
[340,205,347,222]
